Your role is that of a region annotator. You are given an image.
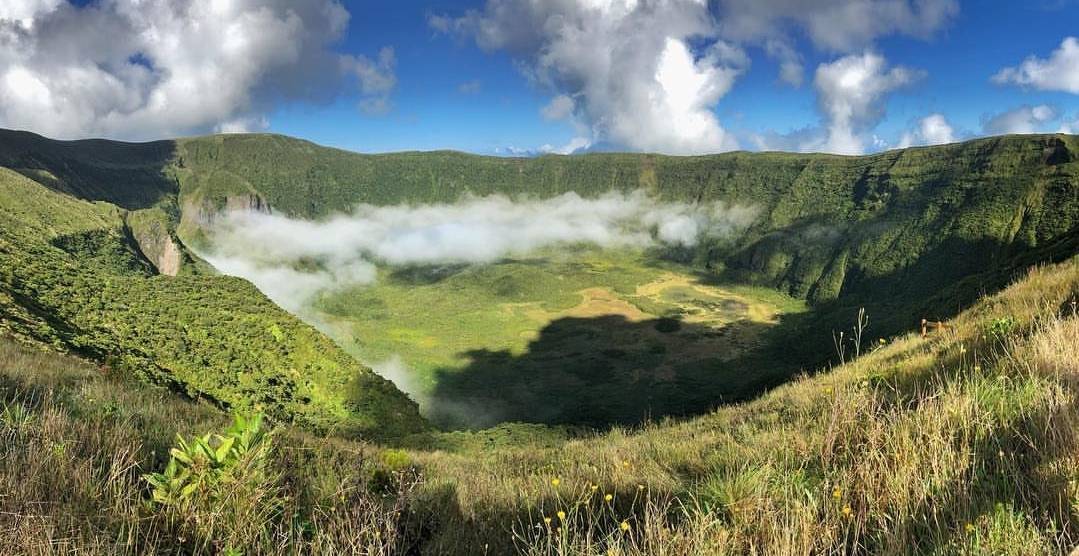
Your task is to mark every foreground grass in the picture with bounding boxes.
[1,258,1077,554]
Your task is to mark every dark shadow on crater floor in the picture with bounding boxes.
[427,314,802,430]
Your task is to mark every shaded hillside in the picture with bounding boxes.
[0,128,177,209]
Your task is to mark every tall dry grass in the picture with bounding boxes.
[0,258,1076,554]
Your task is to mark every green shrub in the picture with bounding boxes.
[143,413,289,551]
[145,413,271,509]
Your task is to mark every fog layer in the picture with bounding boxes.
[203,190,757,312]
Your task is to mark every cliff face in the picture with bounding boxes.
[179,193,271,241]
[123,207,194,276]
[125,210,182,276]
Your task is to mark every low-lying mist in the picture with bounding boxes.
[201,190,758,419]
[203,190,758,312]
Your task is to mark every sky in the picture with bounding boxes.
[0,1,1077,156]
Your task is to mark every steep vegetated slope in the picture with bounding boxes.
[176,132,1079,356]
[0,128,177,209]
[0,165,423,439]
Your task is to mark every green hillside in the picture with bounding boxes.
[0,128,1076,437]
[0,166,424,440]
[173,133,1079,342]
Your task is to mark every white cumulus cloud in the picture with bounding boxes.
[897,113,956,148]
[434,2,953,155]
[0,0,62,26]
[809,52,922,154]
[0,0,394,140]
[755,53,921,154]
[431,0,745,155]
[993,37,1079,94]
[716,0,955,88]
[714,0,958,52]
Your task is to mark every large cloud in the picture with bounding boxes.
[759,52,919,154]
[811,52,921,154]
[431,0,746,155]
[0,0,387,140]
[715,0,958,51]
[433,0,954,155]
[717,0,955,88]
[752,52,921,154]
[993,37,1079,94]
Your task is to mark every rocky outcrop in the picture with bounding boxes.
[125,209,185,276]
[180,193,272,230]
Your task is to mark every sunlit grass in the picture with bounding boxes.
[1,257,1076,553]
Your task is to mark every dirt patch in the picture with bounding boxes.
[636,273,779,325]
[561,288,650,321]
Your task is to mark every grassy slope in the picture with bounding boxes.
[0,167,424,439]
[2,256,1076,554]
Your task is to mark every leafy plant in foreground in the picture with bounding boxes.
[145,413,271,510]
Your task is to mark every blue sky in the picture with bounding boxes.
[2,1,1077,155]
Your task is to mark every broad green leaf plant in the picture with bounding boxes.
[145,414,270,509]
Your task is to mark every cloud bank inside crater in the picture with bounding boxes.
[202,190,758,312]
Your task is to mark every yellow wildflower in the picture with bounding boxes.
[620,520,630,531]
[832,487,841,499]
[543,517,552,526]
[551,478,561,487]
[605,493,613,502]
[965,522,975,534]
[841,505,852,518]
[557,511,566,522]
[622,460,630,468]
[590,484,598,492]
